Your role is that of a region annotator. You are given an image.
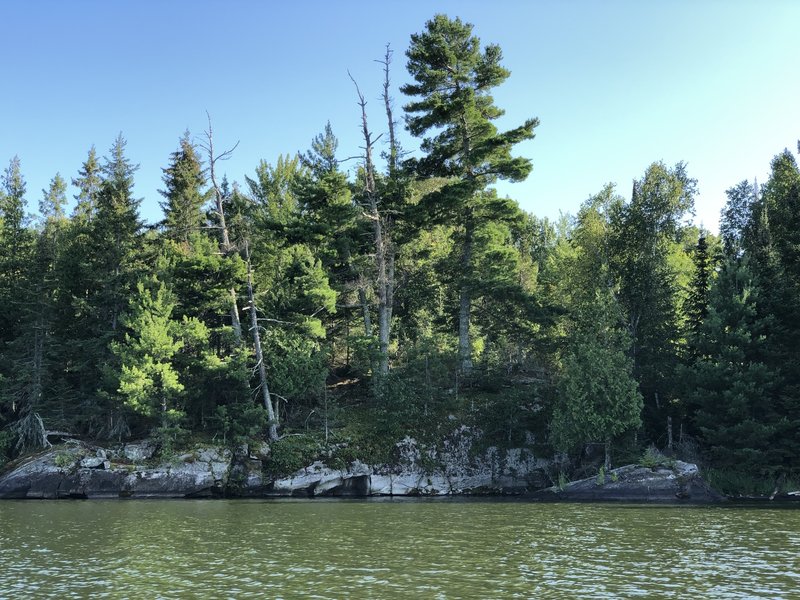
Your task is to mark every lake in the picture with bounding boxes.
[1,499,798,598]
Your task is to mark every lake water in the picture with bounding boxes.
[1,499,798,598]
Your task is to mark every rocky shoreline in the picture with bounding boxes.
[0,434,732,503]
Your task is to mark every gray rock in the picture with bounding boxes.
[530,461,724,503]
[122,440,157,463]
[79,457,106,469]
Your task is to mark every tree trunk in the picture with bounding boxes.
[358,285,372,337]
[604,439,612,472]
[459,218,474,374]
[351,74,390,378]
[667,415,673,451]
[202,114,243,344]
[245,243,278,441]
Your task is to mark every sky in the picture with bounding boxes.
[1,0,798,231]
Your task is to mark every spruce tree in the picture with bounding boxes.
[159,132,207,245]
[71,147,102,223]
[685,231,711,355]
[689,257,778,474]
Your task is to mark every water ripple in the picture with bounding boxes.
[1,500,799,598]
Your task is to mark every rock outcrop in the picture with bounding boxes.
[0,442,232,499]
[0,433,723,502]
[263,431,551,497]
[530,461,725,503]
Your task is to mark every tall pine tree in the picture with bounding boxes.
[402,14,538,373]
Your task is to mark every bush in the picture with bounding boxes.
[704,468,786,496]
[209,401,268,449]
[154,409,190,458]
[639,445,675,469]
[263,433,322,477]
[54,451,74,468]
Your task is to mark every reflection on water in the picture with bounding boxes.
[1,499,799,598]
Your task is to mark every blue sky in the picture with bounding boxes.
[1,1,798,231]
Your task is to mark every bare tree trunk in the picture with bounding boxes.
[358,285,372,337]
[667,415,673,451]
[245,242,278,441]
[380,44,399,175]
[201,114,242,342]
[351,74,390,377]
[604,439,612,472]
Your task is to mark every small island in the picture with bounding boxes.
[1,14,799,503]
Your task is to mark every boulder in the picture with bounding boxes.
[121,440,157,462]
[530,461,725,503]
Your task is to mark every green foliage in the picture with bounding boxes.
[639,445,675,470]
[0,18,798,487]
[550,281,643,457]
[703,468,784,497]
[54,450,74,468]
[686,256,777,474]
[609,162,696,438]
[159,132,208,244]
[113,277,184,420]
[210,401,268,449]
[596,465,606,486]
[402,14,538,372]
[262,434,322,478]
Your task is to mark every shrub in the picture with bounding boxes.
[263,434,322,478]
[640,445,675,469]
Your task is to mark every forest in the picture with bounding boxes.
[1,15,798,494]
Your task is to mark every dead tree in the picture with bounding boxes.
[244,241,279,441]
[350,73,391,377]
[199,113,242,342]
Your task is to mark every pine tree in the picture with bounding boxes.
[0,157,35,423]
[402,14,538,373]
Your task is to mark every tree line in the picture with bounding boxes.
[1,15,798,490]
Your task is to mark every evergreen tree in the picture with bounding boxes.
[750,149,800,473]
[40,173,67,221]
[93,133,143,333]
[71,146,102,222]
[112,278,184,436]
[0,157,35,426]
[685,231,711,353]
[402,14,538,373]
[688,257,778,474]
[159,132,207,245]
[551,288,643,471]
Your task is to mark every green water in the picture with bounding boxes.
[1,499,798,599]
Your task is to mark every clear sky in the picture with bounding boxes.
[1,0,798,231]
